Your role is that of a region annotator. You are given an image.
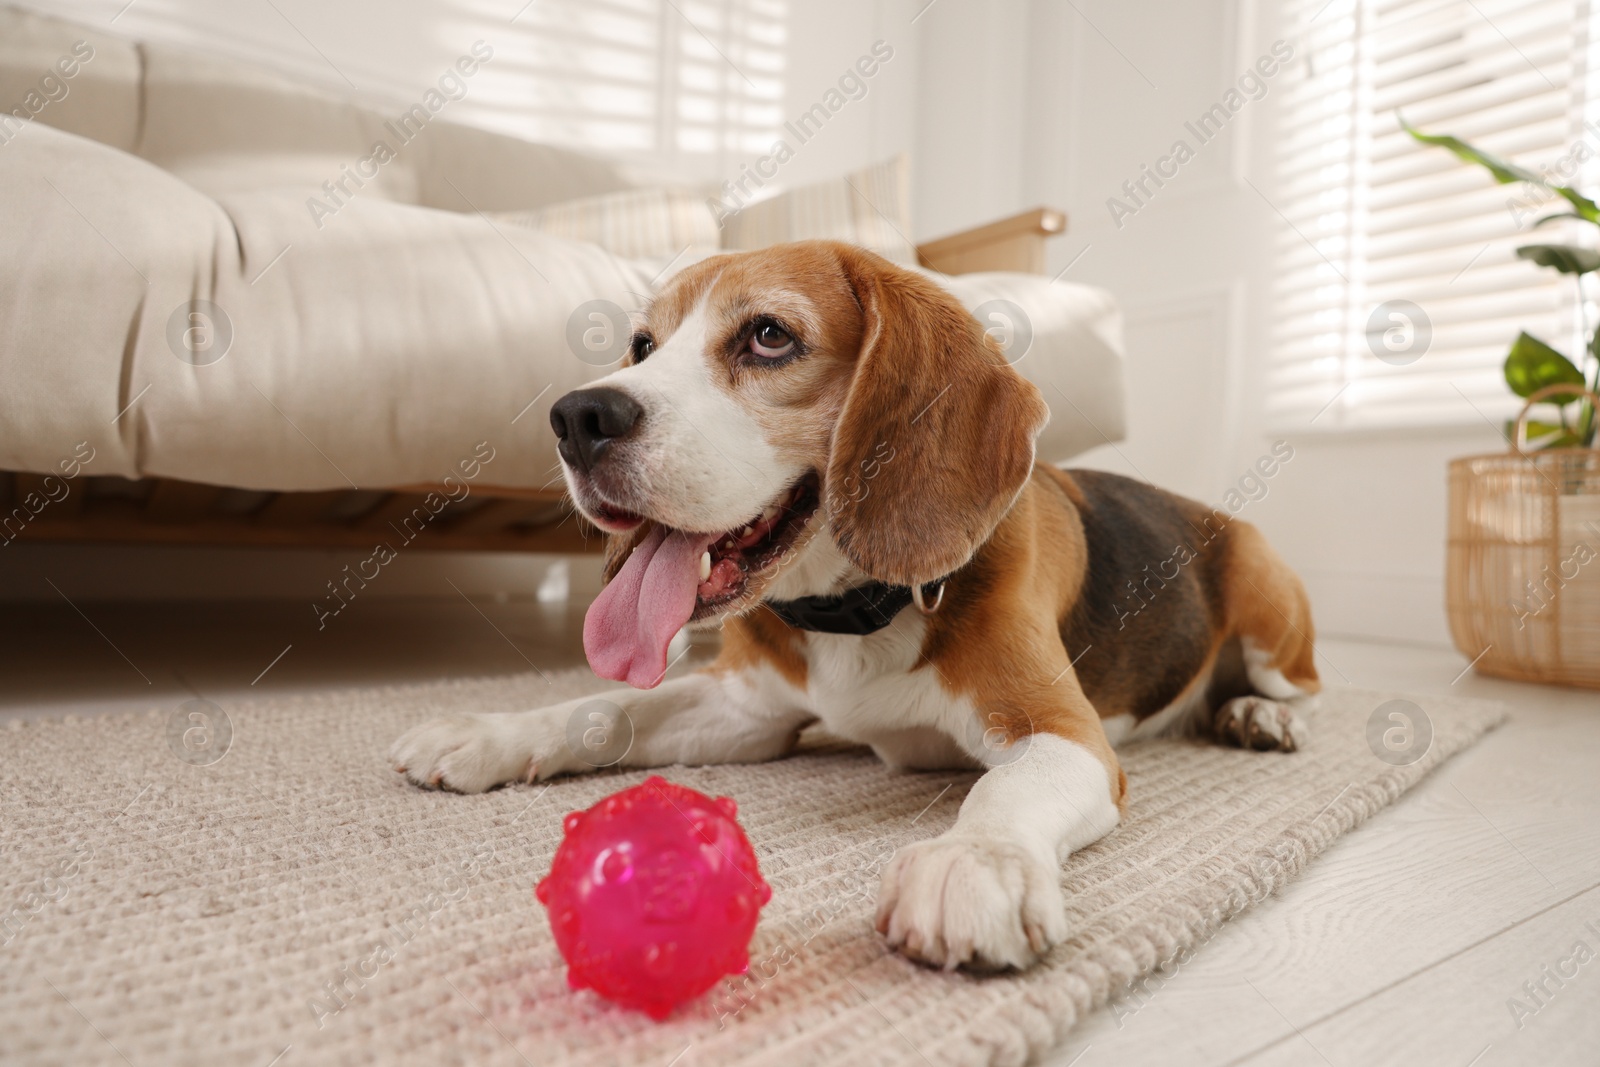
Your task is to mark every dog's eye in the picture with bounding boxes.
[629,333,655,363]
[749,321,795,360]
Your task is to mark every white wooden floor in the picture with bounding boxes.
[1050,638,1600,1067]
[2,599,1596,1066]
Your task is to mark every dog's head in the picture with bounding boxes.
[553,241,1048,686]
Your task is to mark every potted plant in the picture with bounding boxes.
[1405,120,1600,688]
[1403,120,1599,445]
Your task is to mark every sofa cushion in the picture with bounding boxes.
[414,120,635,214]
[0,122,658,491]
[134,34,635,214]
[719,154,918,265]
[935,270,1126,461]
[0,5,636,215]
[132,40,637,213]
[0,5,141,153]
[494,187,721,262]
[134,41,425,205]
[0,123,1123,493]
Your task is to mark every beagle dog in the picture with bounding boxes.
[391,241,1320,971]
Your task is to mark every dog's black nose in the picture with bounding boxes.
[550,387,642,473]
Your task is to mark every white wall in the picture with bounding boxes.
[914,0,1274,506]
[911,0,1499,649]
[770,0,920,189]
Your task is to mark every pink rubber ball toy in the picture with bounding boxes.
[535,775,772,1019]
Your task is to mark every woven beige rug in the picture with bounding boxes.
[0,671,1505,1067]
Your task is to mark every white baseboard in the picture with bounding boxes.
[1298,567,1451,649]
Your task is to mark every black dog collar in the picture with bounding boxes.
[765,578,948,635]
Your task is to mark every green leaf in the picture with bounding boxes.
[1516,244,1600,274]
[1508,419,1582,449]
[1505,331,1586,399]
[1401,117,1600,223]
[1548,187,1597,225]
[1401,118,1542,184]
[1533,212,1587,228]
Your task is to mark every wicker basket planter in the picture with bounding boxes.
[1447,385,1600,688]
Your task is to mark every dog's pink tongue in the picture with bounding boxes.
[584,525,710,689]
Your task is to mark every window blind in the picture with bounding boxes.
[1267,0,1596,429]
[479,0,787,159]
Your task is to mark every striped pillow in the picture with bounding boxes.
[494,188,721,261]
[717,154,916,265]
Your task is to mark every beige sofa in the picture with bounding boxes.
[0,6,1125,554]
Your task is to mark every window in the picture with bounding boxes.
[466,0,787,166]
[1267,0,1595,429]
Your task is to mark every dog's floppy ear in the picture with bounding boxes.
[826,246,1049,586]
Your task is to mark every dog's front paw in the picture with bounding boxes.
[875,835,1067,971]
[389,712,566,793]
[1214,696,1306,752]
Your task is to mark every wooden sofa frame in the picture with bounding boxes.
[7,208,1066,555]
